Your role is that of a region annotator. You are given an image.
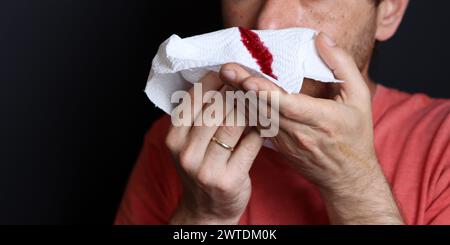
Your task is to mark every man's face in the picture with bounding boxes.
[221,0,380,71]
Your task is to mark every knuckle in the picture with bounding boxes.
[221,62,239,71]
[242,76,253,84]
[282,99,313,120]
[292,130,318,151]
[238,143,257,162]
[215,178,236,194]
[282,105,299,119]
[318,131,338,151]
[195,168,213,188]
[179,146,201,170]
[318,118,337,137]
[165,127,187,153]
[218,125,240,139]
[241,76,254,88]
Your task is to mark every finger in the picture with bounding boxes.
[200,109,247,179]
[315,32,371,108]
[206,109,247,161]
[239,75,329,126]
[167,72,223,149]
[219,63,252,90]
[179,72,223,129]
[227,129,264,174]
[278,115,315,138]
[181,86,234,174]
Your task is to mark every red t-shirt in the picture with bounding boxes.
[115,84,450,225]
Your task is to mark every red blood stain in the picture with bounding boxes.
[238,27,278,80]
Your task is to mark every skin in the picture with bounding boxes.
[168,0,410,224]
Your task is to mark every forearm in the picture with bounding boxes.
[320,166,404,225]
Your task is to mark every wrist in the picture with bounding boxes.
[169,200,240,225]
[318,165,404,224]
[318,156,383,198]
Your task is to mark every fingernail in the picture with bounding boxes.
[222,69,236,81]
[243,81,258,92]
[321,32,336,47]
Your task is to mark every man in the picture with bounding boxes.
[116,0,450,224]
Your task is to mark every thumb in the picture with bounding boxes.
[315,32,371,107]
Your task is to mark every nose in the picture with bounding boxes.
[255,0,302,30]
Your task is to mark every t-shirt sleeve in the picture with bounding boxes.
[115,116,182,224]
[424,106,450,225]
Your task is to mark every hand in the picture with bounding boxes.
[166,72,264,225]
[220,32,404,224]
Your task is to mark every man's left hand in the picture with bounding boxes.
[219,32,404,224]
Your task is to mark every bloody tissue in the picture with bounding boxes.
[238,27,278,80]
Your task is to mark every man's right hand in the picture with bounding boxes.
[166,71,264,225]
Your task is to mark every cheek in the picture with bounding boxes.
[310,23,351,51]
[296,6,353,48]
[318,12,373,53]
[330,14,377,68]
[221,1,262,28]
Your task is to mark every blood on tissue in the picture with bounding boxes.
[238,27,278,80]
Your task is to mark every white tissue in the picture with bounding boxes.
[145,27,340,114]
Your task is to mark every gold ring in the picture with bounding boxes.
[211,136,234,152]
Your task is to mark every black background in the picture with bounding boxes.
[0,0,449,224]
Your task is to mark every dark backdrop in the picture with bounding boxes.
[0,0,449,224]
